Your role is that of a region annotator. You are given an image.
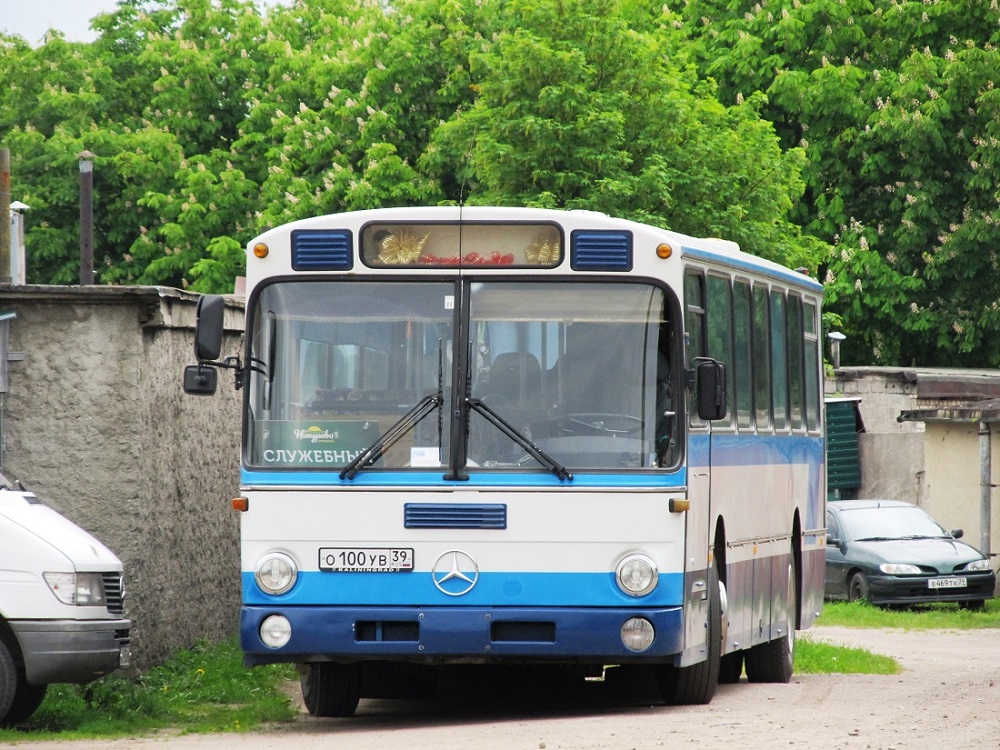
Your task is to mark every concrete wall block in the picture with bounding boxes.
[0,287,244,671]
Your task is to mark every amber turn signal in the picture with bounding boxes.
[232,497,249,512]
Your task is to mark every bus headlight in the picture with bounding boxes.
[260,615,292,649]
[621,617,655,652]
[616,554,658,597]
[255,553,298,595]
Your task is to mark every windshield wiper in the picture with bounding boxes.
[854,536,897,542]
[339,394,442,480]
[467,398,573,481]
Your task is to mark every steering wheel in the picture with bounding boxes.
[565,413,643,434]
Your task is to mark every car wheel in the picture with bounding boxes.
[847,571,870,603]
[959,600,985,611]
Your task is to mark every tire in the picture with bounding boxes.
[656,567,721,705]
[847,571,870,603]
[300,663,361,718]
[0,639,17,725]
[718,651,743,684]
[745,556,796,684]
[1,682,47,728]
[959,600,985,611]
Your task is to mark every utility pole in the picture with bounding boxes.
[0,148,10,284]
[78,150,95,285]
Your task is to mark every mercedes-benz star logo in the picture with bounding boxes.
[431,550,479,596]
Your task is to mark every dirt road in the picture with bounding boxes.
[5,627,1000,750]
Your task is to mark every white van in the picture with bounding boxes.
[0,475,131,727]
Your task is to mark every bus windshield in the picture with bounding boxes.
[245,279,679,474]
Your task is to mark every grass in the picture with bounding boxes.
[793,598,1000,676]
[0,639,297,742]
[794,637,899,675]
[3,600,996,739]
[814,597,1000,630]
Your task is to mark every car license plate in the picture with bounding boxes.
[319,547,414,572]
[928,576,967,589]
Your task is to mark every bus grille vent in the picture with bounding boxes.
[404,503,507,529]
[291,229,353,270]
[570,230,633,271]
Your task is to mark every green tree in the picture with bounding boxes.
[682,0,1000,366]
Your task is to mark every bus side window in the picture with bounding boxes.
[685,271,706,427]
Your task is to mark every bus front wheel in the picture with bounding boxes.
[299,662,361,717]
[656,568,721,705]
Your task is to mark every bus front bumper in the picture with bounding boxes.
[240,605,684,666]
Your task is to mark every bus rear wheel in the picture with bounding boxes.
[745,556,796,684]
[656,567,721,705]
[299,662,361,717]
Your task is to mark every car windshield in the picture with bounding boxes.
[838,505,950,542]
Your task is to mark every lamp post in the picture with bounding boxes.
[78,150,95,285]
[9,201,28,285]
[827,331,846,369]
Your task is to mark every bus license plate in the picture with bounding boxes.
[319,547,414,572]
[928,576,966,589]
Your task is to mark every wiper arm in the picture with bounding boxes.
[340,394,442,480]
[854,536,896,542]
[468,398,573,482]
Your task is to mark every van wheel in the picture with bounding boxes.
[2,682,47,728]
[0,640,17,725]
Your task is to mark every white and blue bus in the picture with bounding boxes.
[185,206,825,714]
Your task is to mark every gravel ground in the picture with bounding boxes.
[5,626,999,750]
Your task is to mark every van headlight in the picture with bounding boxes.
[255,553,297,595]
[43,572,106,606]
[615,554,658,597]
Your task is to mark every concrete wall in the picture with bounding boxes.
[920,422,1000,559]
[0,285,245,670]
[827,367,1000,563]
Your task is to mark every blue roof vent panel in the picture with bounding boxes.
[570,230,633,271]
[291,229,354,271]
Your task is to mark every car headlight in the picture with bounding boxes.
[43,572,106,606]
[879,563,921,575]
[255,552,298,595]
[962,558,992,572]
[615,554,658,597]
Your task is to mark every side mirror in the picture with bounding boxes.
[951,529,964,540]
[183,364,218,395]
[826,534,841,547]
[695,359,727,421]
[194,294,225,362]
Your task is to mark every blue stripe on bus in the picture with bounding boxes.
[681,245,825,292]
[240,468,688,488]
[687,433,825,468]
[240,604,686,662]
[242,570,685,608]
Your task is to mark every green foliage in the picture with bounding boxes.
[0,639,295,740]
[683,0,1000,366]
[0,0,819,294]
